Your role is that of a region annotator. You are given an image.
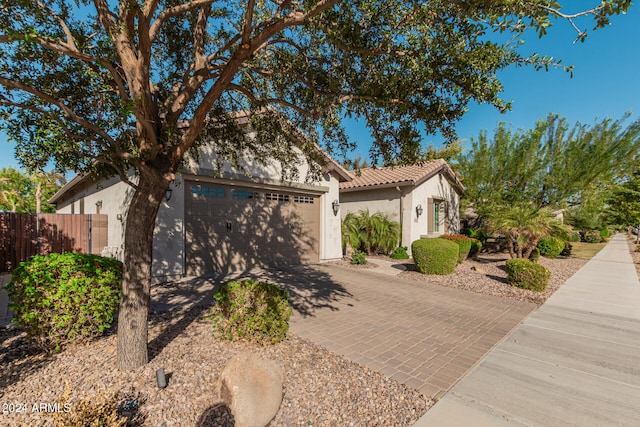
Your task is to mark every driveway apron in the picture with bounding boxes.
[284,263,536,398]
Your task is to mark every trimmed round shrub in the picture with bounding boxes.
[599,229,610,240]
[350,250,368,265]
[528,247,540,263]
[468,238,483,258]
[209,280,292,345]
[537,236,565,258]
[440,234,473,263]
[6,253,122,351]
[390,246,410,260]
[505,258,551,292]
[583,230,603,243]
[411,238,459,275]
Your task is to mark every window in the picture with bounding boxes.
[293,195,314,204]
[433,202,440,233]
[191,185,225,198]
[265,192,290,202]
[232,189,260,199]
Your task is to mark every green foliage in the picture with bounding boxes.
[460,227,489,245]
[457,115,640,220]
[439,234,473,263]
[567,232,581,242]
[0,167,64,213]
[350,250,368,265]
[342,210,400,255]
[537,236,565,258]
[411,238,459,275]
[209,280,292,345]
[583,230,603,243]
[484,203,562,259]
[599,229,610,240]
[6,253,122,351]
[560,241,573,257]
[390,246,410,260]
[606,171,640,228]
[468,238,483,258]
[528,247,541,263]
[505,259,551,292]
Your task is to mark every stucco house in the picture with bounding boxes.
[50,142,352,279]
[339,159,464,254]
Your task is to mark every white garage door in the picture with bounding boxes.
[185,182,320,275]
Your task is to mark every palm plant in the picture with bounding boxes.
[484,204,565,259]
[341,209,400,255]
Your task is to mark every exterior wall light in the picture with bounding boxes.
[332,199,340,216]
[165,187,173,202]
[416,204,423,218]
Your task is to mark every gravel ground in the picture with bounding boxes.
[387,253,588,305]
[627,236,640,280]
[1,308,431,427]
[1,244,609,426]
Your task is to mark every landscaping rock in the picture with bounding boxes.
[218,352,284,427]
[471,266,487,274]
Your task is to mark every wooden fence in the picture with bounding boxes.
[0,213,108,272]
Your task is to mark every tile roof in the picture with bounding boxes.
[339,159,464,192]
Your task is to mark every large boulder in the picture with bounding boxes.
[217,352,284,427]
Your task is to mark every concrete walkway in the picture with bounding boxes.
[415,234,640,426]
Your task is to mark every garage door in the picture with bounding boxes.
[185,182,320,275]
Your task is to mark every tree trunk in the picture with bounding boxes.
[35,182,42,214]
[117,166,168,371]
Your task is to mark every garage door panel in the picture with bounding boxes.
[185,182,320,276]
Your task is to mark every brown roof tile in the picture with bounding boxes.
[339,159,464,192]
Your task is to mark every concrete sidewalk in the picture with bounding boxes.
[415,234,640,426]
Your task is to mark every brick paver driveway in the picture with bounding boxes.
[256,263,537,399]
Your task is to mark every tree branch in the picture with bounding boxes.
[0,77,118,147]
[149,0,215,41]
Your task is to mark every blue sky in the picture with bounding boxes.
[1,6,638,170]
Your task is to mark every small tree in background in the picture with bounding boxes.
[484,204,568,259]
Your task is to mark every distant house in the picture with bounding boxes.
[339,159,464,254]
[50,139,352,279]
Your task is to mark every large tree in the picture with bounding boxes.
[457,114,640,221]
[0,1,630,370]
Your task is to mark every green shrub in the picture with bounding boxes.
[560,241,572,257]
[390,246,409,260]
[6,253,122,351]
[568,232,581,242]
[342,210,400,255]
[599,229,610,240]
[440,234,473,263]
[468,238,483,258]
[505,258,551,292]
[537,236,565,258]
[460,228,489,245]
[528,247,540,263]
[350,250,368,265]
[583,230,603,243]
[411,238,459,275]
[209,280,292,345]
